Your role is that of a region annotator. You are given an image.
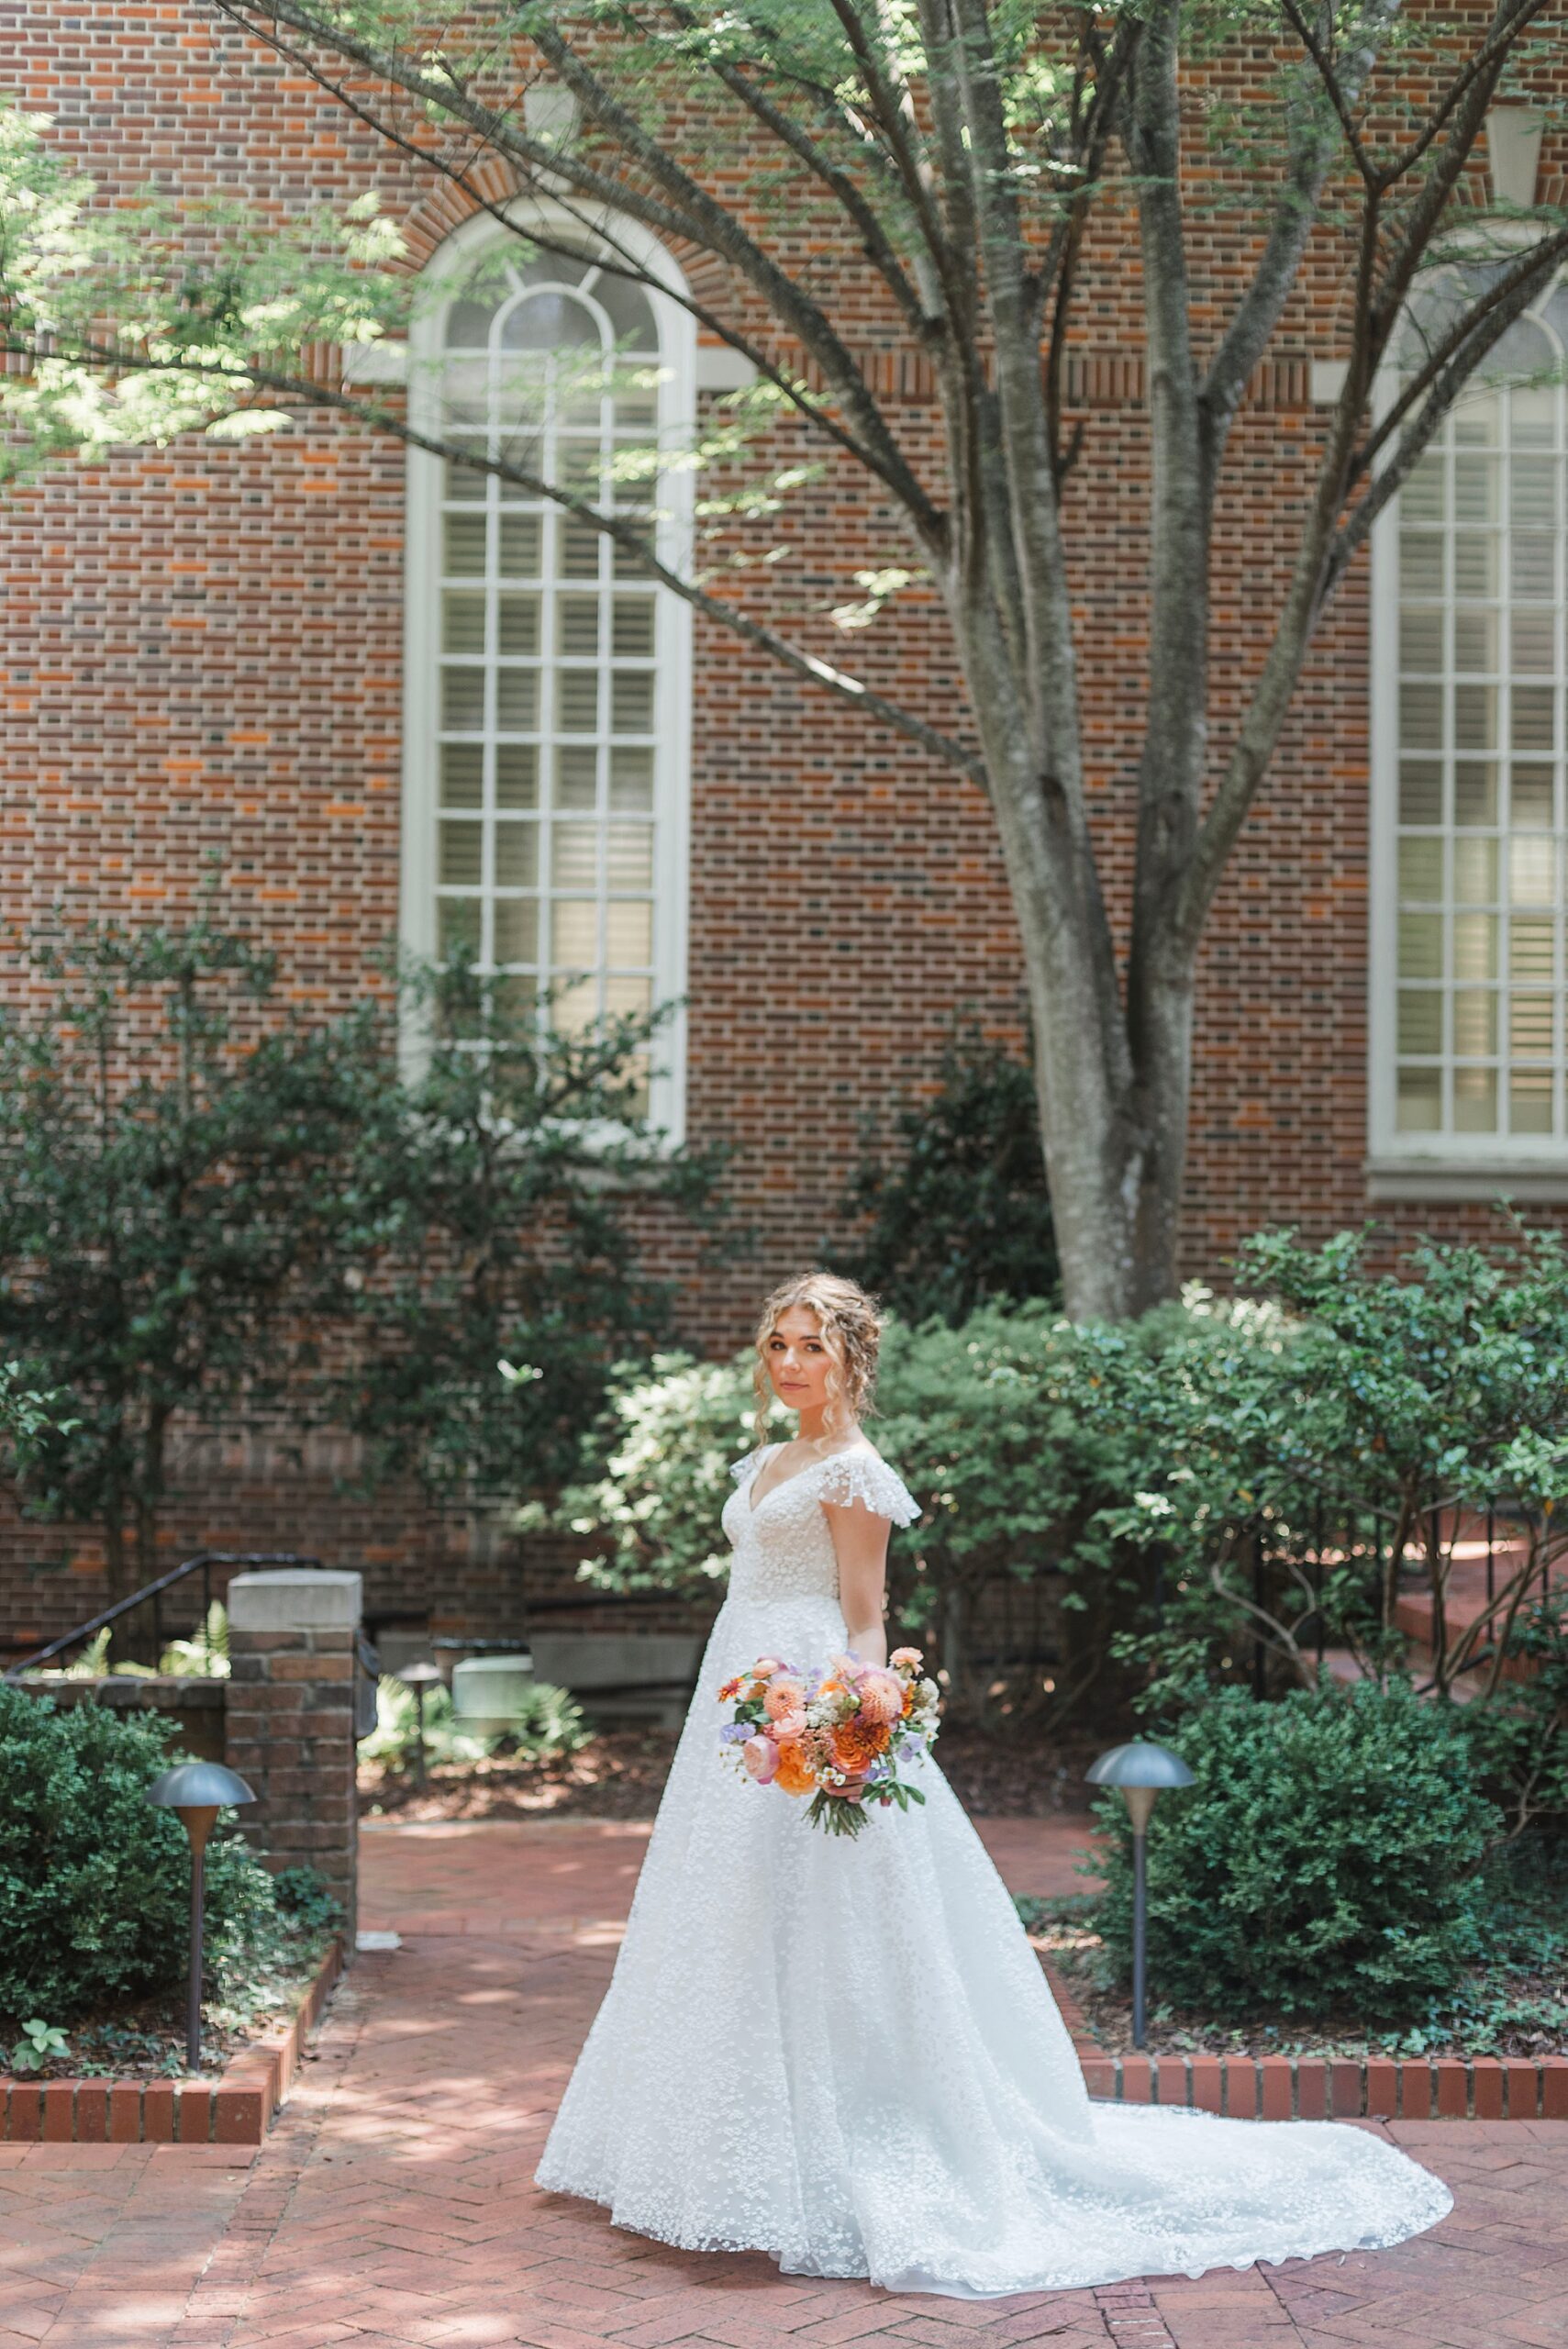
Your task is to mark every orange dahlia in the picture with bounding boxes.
[773,1739,817,1797]
[830,1718,892,1775]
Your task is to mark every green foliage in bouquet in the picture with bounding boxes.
[1092,1683,1500,2022]
[0,1685,287,2029]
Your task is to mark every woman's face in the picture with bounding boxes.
[763,1305,839,1419]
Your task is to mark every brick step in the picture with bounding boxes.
[1040,1958,1565,2121]
[0,1937,342,2143]
[1074,2046,1567,2120]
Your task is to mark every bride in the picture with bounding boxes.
[537,1270,1451,2298]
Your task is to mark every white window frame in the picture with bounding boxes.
[1367,260,1568,1199]
[399,200,695,1144]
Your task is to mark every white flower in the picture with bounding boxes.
[1134,1490,1173,1518]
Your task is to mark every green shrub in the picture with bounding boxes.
[1092,1683,1501,2022]
[270,1865,343,1937]
[0,1684,280,2029]
[531,1300,1221,1711]
[837,1028,1057,1323]
[1454,1591,1568,1838]
[1100,1226,1568,1711]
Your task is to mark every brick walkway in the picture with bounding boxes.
[4,1817,1567,2349]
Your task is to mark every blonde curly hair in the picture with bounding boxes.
[751,1270,884,1448]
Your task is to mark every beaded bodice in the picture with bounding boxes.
[719,1443,920,1607]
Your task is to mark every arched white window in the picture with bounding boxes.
[401,212,693,1134]
[1370,269,1568,1187]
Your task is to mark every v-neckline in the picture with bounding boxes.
[747,1441,871,1515]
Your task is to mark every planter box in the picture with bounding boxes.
[0,1936,342,2144]
[528,1631,705,1728]
[1039,1957,1567,2121]
[12,1674,227,1763]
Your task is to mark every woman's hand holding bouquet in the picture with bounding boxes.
[717,1647,941,1838]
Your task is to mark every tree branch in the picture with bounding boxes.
[1203,1,1396,429]
[208,2,924,527]
[1329,224,1568,585]
[526,16,945,544]
[671,18,929,336]
[1124,0,1207,985]
[1353,222,1568,488]
[824,0,956,308]
[7,328,983,783]
[1370,0,1542,321]
[946,0,1064,716]
[1373,0,1554,190]
[1172,219,1567,952]
[210,0,944,545]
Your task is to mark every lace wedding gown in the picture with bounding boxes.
[537,1442,1451,2297]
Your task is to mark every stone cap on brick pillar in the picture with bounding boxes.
[228,1569,363,1633]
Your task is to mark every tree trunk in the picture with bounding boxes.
[973,707,1200,1323]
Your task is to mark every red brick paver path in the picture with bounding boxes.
[3,1817,1566,2349]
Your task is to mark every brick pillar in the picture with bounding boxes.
[226,1568,362,1945]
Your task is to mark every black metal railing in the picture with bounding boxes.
[1233,1502,1558,1697]
[2,1550,324,1682]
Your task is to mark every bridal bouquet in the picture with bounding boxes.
[717,1648,940,1838]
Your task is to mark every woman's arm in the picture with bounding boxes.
[823,1499,890,1668]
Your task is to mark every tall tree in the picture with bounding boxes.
[0,918,376,1598]
[331,953,724,1507]
[4,5,1567,1315]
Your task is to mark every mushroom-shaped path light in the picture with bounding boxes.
[397,1661,443,1791]
[1085,1740,1195,2051]
[144,1761,255,2073]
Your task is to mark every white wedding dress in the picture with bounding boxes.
[537,1442,1451,2297]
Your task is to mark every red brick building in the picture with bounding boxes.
[4,8,1568,1653]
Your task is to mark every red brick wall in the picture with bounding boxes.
[4,5,1566,1643]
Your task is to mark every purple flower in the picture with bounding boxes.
[718,1722,753,1744]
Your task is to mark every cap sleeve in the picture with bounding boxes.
[728,1443,775,1486]
[817,1450,920,1527]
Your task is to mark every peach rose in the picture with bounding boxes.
[762,1676,806,1721]
[773,1739,817,1798]
[831,1717,891,1775]
[751,1656,785,1678]
[741,1735,780,1785]
[890,1646,924,1671]
[855,1670,906,1724]
[770,1707,808,1741]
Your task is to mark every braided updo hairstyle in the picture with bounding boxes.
[751,1270,884,1449]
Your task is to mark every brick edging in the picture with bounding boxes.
[1040,1957,1568,2121]
[0,1935,344,2144]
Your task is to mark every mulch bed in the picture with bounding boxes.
[3,1932,338,2084]
[1029,1912,1568,2065]
[358,1725,1106,1823]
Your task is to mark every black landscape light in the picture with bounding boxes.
[1085,1740,1195,2052]
[144,1761,256,2072]
[397,1661,443,1791]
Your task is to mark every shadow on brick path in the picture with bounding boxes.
[3,1818,1564,2349]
